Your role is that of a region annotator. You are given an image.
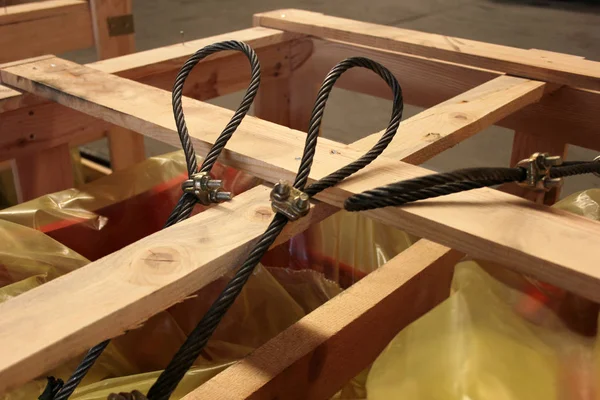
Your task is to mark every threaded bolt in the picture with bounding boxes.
[272,181,291,201]
[206,179,223,190]
[294,193,310,211]
[212,191,232,202]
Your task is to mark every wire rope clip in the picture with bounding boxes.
[517,152,563,191]
[182,172,232,205]
[270,180,310,221]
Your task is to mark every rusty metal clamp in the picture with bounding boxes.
[517,152,563,191]
[270,180,310,221]
[182,172,232,205]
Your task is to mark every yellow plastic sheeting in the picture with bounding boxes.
[264,210,418,288]
[366,190,600,400]
[0,151,192,231]
[0,220,138,400]
[0,218,88,303]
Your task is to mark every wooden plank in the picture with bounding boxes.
[12,143,74,202]
[0,0,93,63]
[254,9,600,91]
[185,241,461,400]
[0,0,87,25]
[0,27,296,112]
[351,75,546,163]
[297,39,600,152]
[3,58,600,304]
[500,132,568,205]
[0,185,339,395]
[0,31,300,163]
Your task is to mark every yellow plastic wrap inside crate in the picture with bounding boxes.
[366,189,600,400]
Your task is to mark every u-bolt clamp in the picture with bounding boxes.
[270,180,310,221]
[182,172,232,205]
[517,152,563,191]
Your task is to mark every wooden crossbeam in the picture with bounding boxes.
[0,27,296,111]
[185,241,461,400]
[2,58,599,301]
[0,185,337,395]
[0,0,94,63]
[0,29,300,162]
[304,38,600,152]
[351,75,546,163]
[254,9,600,91]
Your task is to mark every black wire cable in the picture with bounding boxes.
[39,41,260,400]
[164,40,261,228]
[344,161,600,212]
[146,56,404,400]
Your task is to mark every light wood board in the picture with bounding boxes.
[254,9,600,91]
[352,75,546,163]
[0,0,93,63]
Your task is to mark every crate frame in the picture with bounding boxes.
[0,0,144,201]
[0,8,599,399]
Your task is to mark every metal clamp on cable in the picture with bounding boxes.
[182,172,232,205]
[517,152,563,191]
[270,180,310,221]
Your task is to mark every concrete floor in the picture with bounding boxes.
[69,0,600,197]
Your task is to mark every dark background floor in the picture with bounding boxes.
[68,0,600,197]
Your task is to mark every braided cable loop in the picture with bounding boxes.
[147,57,404,400]
[172,40,261,176]
[164,41,261,228]
[294,57,404,195]
[41,42,261,400]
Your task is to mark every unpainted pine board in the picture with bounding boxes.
[303,38,600,152]
[91,27,300,79]
[12,143,74,202]
[0,1,93,63]
[0,36,299,163]
[352,75,546,163]
[0,0,87,25]
[0,27,295,112]
[185,240,460,400]
[0,185,339,395]
[3,58,600,304]
[254,9,600,91]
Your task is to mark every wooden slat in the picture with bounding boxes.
[352,75,546,163]
[0,30,301,163]
[0,0,94,63]
[254,9,600,91]
[11,143,74,202]
[3,58,600,303]
[298,38,600,152]
[0,0,87,24]
[185,241,461,400]
[0,27,296,112]
[0,185,339,395]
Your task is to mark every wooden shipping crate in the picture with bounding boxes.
[0,0,144,201]
[0,8,600,399]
